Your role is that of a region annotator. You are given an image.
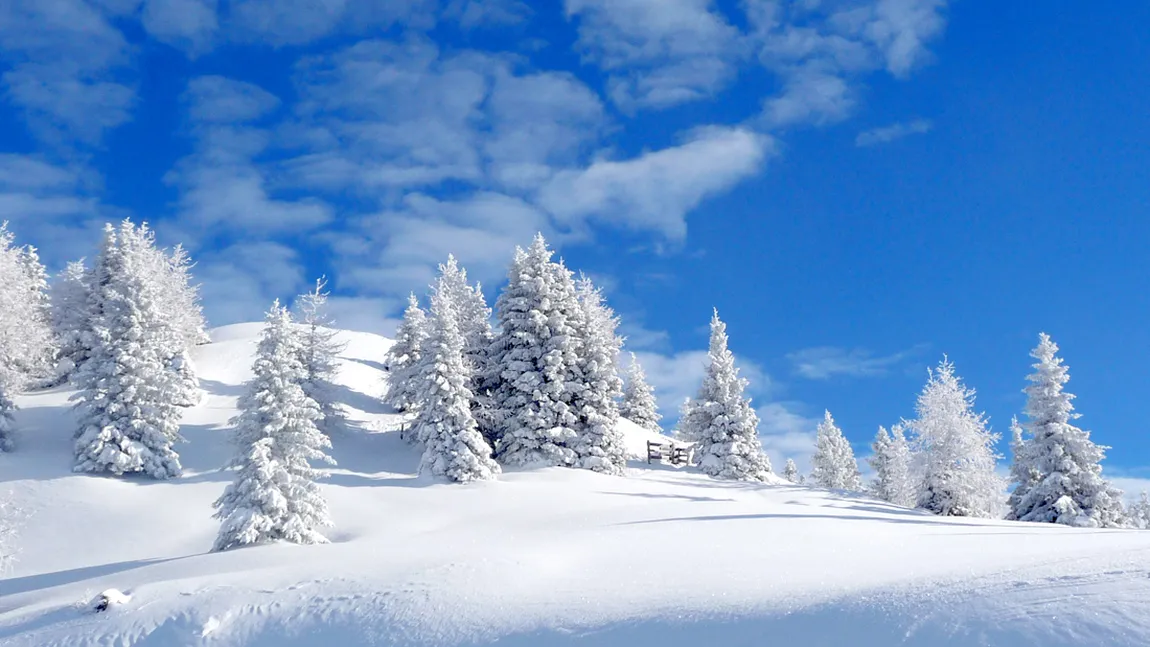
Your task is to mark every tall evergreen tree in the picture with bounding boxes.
[485,234,581,467]
[412,287,500,482]
[676,310,771,481]
[1007,334,1125,527]
[213,301,334,551]
[155,244,208,407]
[384,293,429,414]
[869,423,914,506]
[783,458,802,484]
[811,410,863,490]
[621,353,661,432]
[429,256,495,436]
[49,260,91,382]
[569,276,627,475]
[71,221,185,478]
[909,357,1002,518]
[295,277,348,434]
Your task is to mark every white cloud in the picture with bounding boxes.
[227,0,434,47]
[787,345,921,380]
[184,75,280,123]
[565,0,742,110]
[166,77,332,237]
[757,401,820,473]
[329,191,551,299]
[444,0,531,29]
[538,127,775,239]
[0,0,135,145]
[0,154,108,264]
[141,0,219,55]
[855,118,932,147]
[197,241,306,325]
[746,0,948,129]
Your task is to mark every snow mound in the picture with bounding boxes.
[1,325,1149,646]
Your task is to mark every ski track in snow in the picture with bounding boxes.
[1,323,1149,646]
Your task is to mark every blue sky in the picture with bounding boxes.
[1,1,1147,484]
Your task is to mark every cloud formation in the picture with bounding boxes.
[855,118,933,146]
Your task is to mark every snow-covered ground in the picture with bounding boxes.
[2,325,1150,646]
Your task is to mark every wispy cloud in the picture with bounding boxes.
[787,345,923,380]
[855,118,933,147]
[564,0,743,110]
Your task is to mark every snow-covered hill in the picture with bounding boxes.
[2,326,1150,646]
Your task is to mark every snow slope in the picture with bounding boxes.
[2,325,1150,646]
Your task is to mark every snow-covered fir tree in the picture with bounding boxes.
[569,276,627,475]
[621,353,661,432]
[811,410,863,490]
[869,423,914,506]
[384,293,429,414]
[676,310,771,481]
[485,234,581,467]
[1007,334,1125,528]
[1128,492,1150,530]
[155,244,208,407]
[411,286,500,483]
[1005,416,1038,519]
[0,224,55,449]
[213,301,334,551]
[783,458,803,484]
[295,277,348,434]
[0,225,55,384]
[70,221,185,478]
[49,260,91,382]
[909,357,1003,518]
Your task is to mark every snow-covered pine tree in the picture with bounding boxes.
[909,357,1002,518]
[428,256,496,436]
[384,293,429,414]
[0,225,60,450]
[621,353,661,432]
[1007,334,1125,528]
[71,221,185,478]
[1005,416,1038,520]
[783,458,802,484]
[213,301,334,551]
[295,277,348,434]
[869,423,914,506]
[811,410,863,490]
[49,260,91,382]
[1128,491,1150,530]
[569,276,626,475]
[411,286,500,483]
[676,310,771,481]
[485,234,581,467]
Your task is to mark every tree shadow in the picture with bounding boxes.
[597,491,738,504]
[616,512,1000,529]
[344,357,388,373]
[1,555,195,597]
[198,379,244,398]
[329,383,392,416]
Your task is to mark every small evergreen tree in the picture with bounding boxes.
[71,221,185,478]
[621,353,661,432]
[1128,491,1150,530]
[0,383,15,453]
[412,287,500,483]
[569,276,627,475]
[485,235,581,467]
[909,357,1002,518]
[811,410,863,490]
[676,310,771,481]
[49,260,91,382]
[384,293,429,414]
[869,423,914,506]
[783,458,802,484]
[1007,334,1125,527]
[155,244,208,407]
[295,277,348,434]
[428,256,495,437]
[213,301,334,551]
